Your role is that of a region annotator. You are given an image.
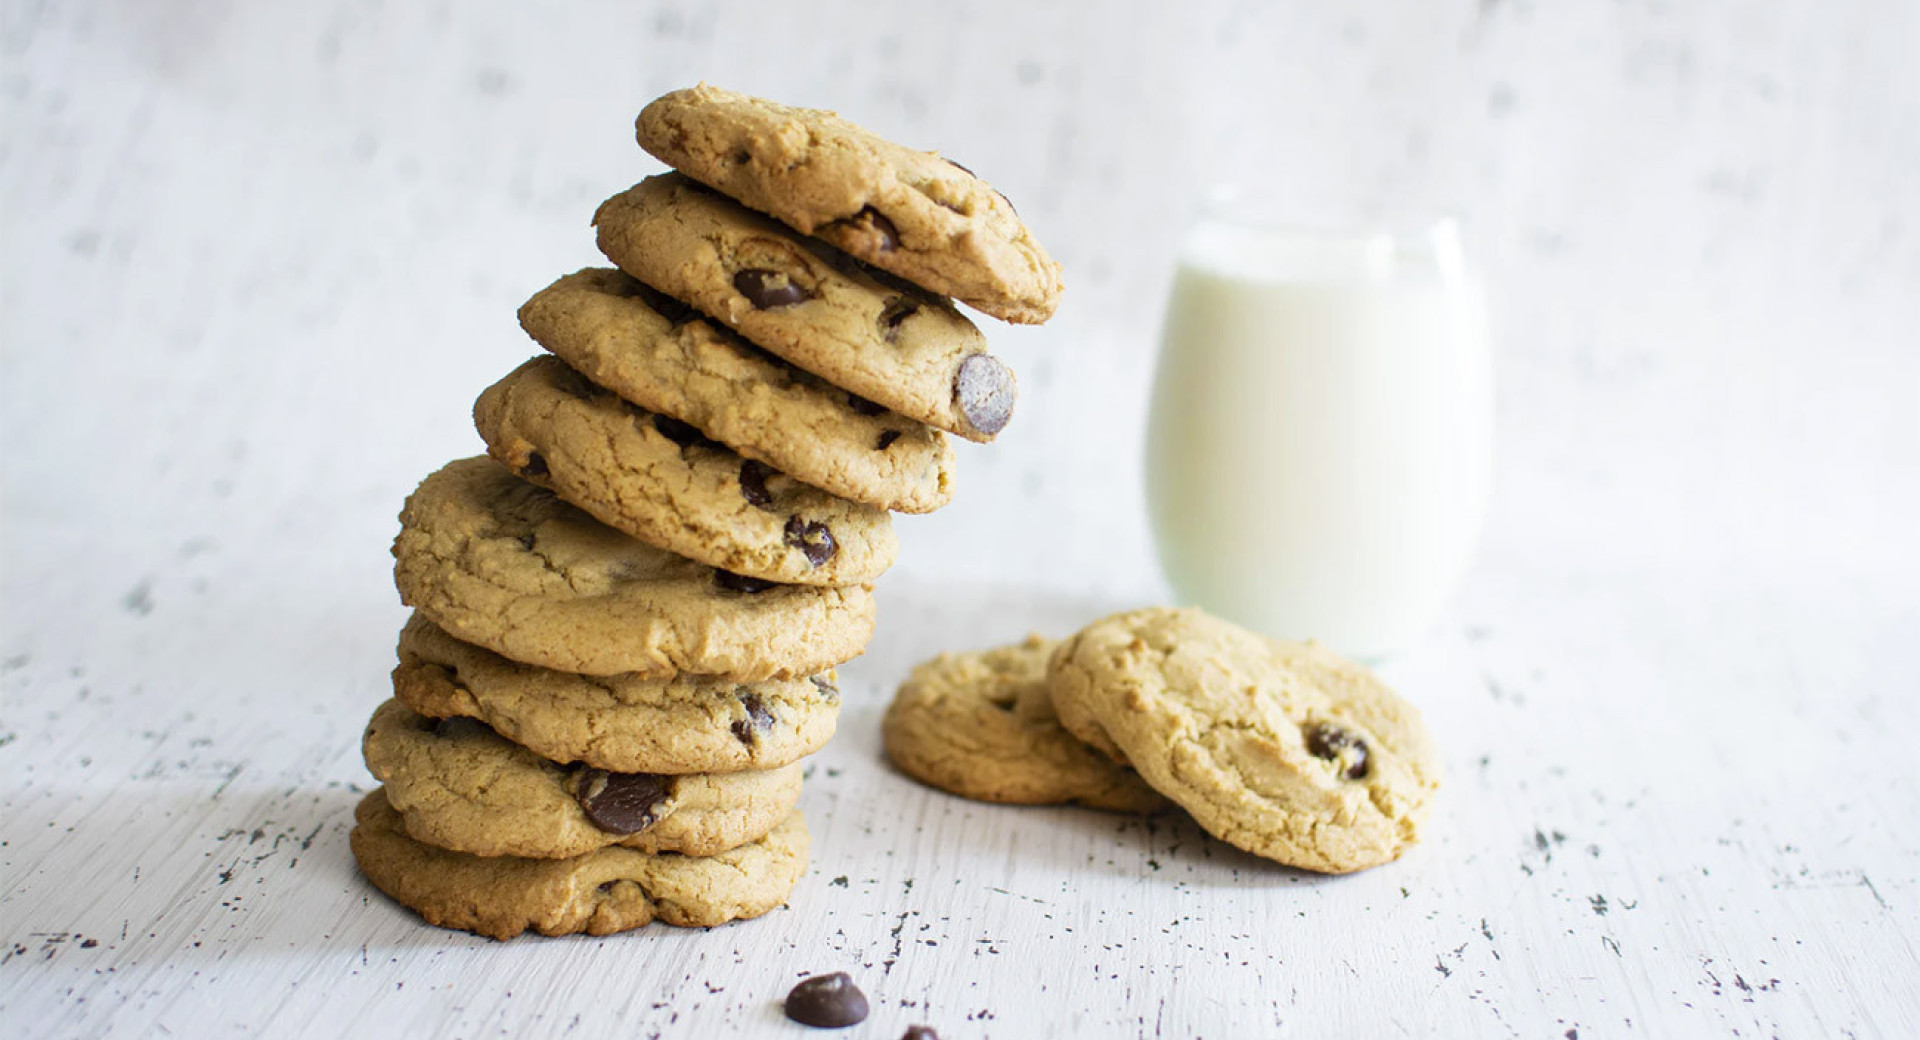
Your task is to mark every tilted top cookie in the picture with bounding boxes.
[1047,607,1442,874]
[351,789,809,940]
[594,174,1016,442]
[638,83,1062,325]
[882,635,1166,813]
[475,355,896,587]
[393,613,840,775]
[364,699,803,859]
[521,268,954,513]
[393,456,875,679]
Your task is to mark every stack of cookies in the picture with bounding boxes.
[351,84,1062,939]
[884,607,1442,874]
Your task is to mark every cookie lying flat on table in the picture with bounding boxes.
[392,614,839,775]
[594,174,1016,442]
[475,355,896,587]
[1047,607,1441,874]
[637,83,1063,325]
[363,699,802,859]
[351,789,808,940]
[521,268,955,514]
[883,635,1167,813]
[392,456,875,679]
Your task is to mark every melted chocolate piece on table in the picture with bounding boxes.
[784,972,870,1028]
[573,768,674,835]
[733,268,809,309]
[953,353,1015,436]
[1304,721,1371,781]
[900,1027,940,1040]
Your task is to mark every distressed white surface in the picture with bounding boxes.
[3,1,1917,1037]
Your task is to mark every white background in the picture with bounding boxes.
[3,1,1916,1037]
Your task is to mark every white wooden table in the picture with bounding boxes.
[5,1,1917,1036]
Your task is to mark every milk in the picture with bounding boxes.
[1146,217,1492,659]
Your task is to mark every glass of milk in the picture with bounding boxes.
[1146,195,1492,660]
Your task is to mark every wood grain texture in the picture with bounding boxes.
[3,0,1915,1037]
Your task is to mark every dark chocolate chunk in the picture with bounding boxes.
[733,269,809,309]
[518,452,549,478]
[1304,721,1371,781]
[714,569,779,594]
[731,691,775,744]
[783,516,837,567]
[953,353,1015,436]
[901,1028,940,1040]
[878,296,918,342]
[846,392,887,416]
[739,460,776,508]
[810,675,840,701]
[784,973,869,1028]
[573,768,674,835]
[875,430,901,451]
[838,205,899,252]
[431,715,492,740]
[652,413,720,450]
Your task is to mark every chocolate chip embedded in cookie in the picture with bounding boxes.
[882,635,1167,813]
[474,355,897,586]
[1046,607,1442,873]
[637,84,1063,325]
[392,456,876,679]
[520,268,956,513]
[392,613,839,774]
[363,699,803,858]
[593,173,1017,442]
[350,789,810,939]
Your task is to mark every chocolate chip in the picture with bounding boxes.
[731,691,775,744]
[846,392,887,416]
[739,460,776,508]
[1304,721,1371,780]
[518,452,549,478]
[784,516,837,567]
[631,281,698,325]
[837,205,899,252]
[784,973,869,1028]
[810,675,840,700]
[901,1028,940,1040]
[431,716,492,740]
[574,768,674,835]
[953,354,1015,436]
[878,296,918,342]
[714,569,779,593]
[733,269,809,309]
[652,413,720,450]
[875,430,901,451]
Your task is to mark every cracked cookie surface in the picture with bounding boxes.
[636,83,1062,325]
[363,699,802,858]
[882,635,1166,813]
[393,613,839,774]
[521,268,954,513]
[351,788,809,940]
[1047,607,1442,873]
[392,456,875,679]
[475,355,895,586]
[594,173,1015,442]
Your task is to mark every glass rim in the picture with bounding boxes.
[1192,182,1469,243]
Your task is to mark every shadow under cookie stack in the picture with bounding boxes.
[350,84,1062,940]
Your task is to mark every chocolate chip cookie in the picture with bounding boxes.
[392,456,875,679]
[351,789,809,939]
[1047,607,1442,873]
[594,174,1016,442]
[637,84,1063,325]
[883,635,1167,813]
[363,699,802,858]
[393,613,839,774]
[475,355,896,586]
[521,268,955,513]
